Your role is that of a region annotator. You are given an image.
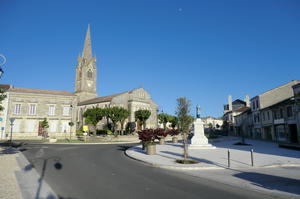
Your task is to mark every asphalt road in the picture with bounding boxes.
[21,144,275,199]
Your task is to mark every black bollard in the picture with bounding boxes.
[228,149,230,168]
[250,149,254,167]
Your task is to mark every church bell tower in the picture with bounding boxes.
[75,24,97,102]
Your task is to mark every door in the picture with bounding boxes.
[289,124,298,143]
[38,122,43,136]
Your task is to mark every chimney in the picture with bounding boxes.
[228,95,232,111]
[245,95,250,107]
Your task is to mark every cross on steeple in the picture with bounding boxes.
[82,24,93,60]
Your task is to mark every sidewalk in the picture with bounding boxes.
[0,147,22,199]
[0,146,58,199]
[126,139,300,198]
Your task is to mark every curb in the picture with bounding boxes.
[125,147,224,171]
[23,141,141,145]
[125,146,300,171]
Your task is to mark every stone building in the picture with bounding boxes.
[249,80,299,141]
[0,25,158,139]
[234,80,300,144]
[0,86,76,139]
[78,88,158,130]
[223,95,250,134]
[201,116,223,130]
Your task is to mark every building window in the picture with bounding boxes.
[267,111,270,120]
[262,112,265,121]
[256,100,259,109]
[28,104,36,115]
[63,106,70,116]
[14,104,21,115]
[48,105,55,116]
[252,101,256,110]
[287,106,293,118]
[87,70,93,78]
[280,108,283,118]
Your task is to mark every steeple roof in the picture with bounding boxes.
[82,24,93,59]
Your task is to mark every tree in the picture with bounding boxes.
[158,113,171,130]
[107,106,130,136]
[169,116,178,129]
[119,109,130,135]
[102,108,112,130]
[221,120,229,134]
[41,118,49,139]
[83,107,104,136]
[68,122,74,140]
[135,109,151,130]
[0,87,7,112]
[176,97,194,161]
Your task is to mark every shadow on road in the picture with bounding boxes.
[117,145,132,151]
[23,155,63,199]
[160,150,227,168]
[233,172,300,195]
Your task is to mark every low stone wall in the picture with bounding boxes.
[1,132,76,140]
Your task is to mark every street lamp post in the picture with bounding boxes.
[9,118,15,144]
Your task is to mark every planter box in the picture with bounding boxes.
[146,144,156,155]
[159,138,165,145]
[172,137,178,143]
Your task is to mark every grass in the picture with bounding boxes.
[175,159,199,164]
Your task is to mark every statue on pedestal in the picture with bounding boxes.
[196,105,201,118]
[189,105,216,149]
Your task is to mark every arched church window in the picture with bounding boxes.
[87,70,93,78]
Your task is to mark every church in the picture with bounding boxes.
[0,25,158,139]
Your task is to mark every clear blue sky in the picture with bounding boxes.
[1,0,300,117]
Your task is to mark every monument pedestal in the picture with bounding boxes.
[189,118,216,149]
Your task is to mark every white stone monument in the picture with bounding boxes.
[189,105,216,149]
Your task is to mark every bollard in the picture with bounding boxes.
[228,149,230,168]
[250,149,254,167]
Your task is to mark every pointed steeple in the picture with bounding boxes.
[82,24,92,60]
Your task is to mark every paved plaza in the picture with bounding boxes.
[126,138,300,198]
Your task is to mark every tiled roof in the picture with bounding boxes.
[234,106,250,113]
[78,91,128,106]
[232,99,246,105]
[8,86,75,96]
[0,84,11,90]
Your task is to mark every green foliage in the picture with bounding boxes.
[76,130,84,136]
[41,118,49,129]
[107,106,130,136]
[135,109,151,129]
[0,88,7,112]
[83,107,104,127]
[176,97,194,161]
[83,107,105,136]
[176,97,193,134]
[158,113,172,129]
[96,129,113,135]
[169,116,178,129]
[208,123,213,129]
